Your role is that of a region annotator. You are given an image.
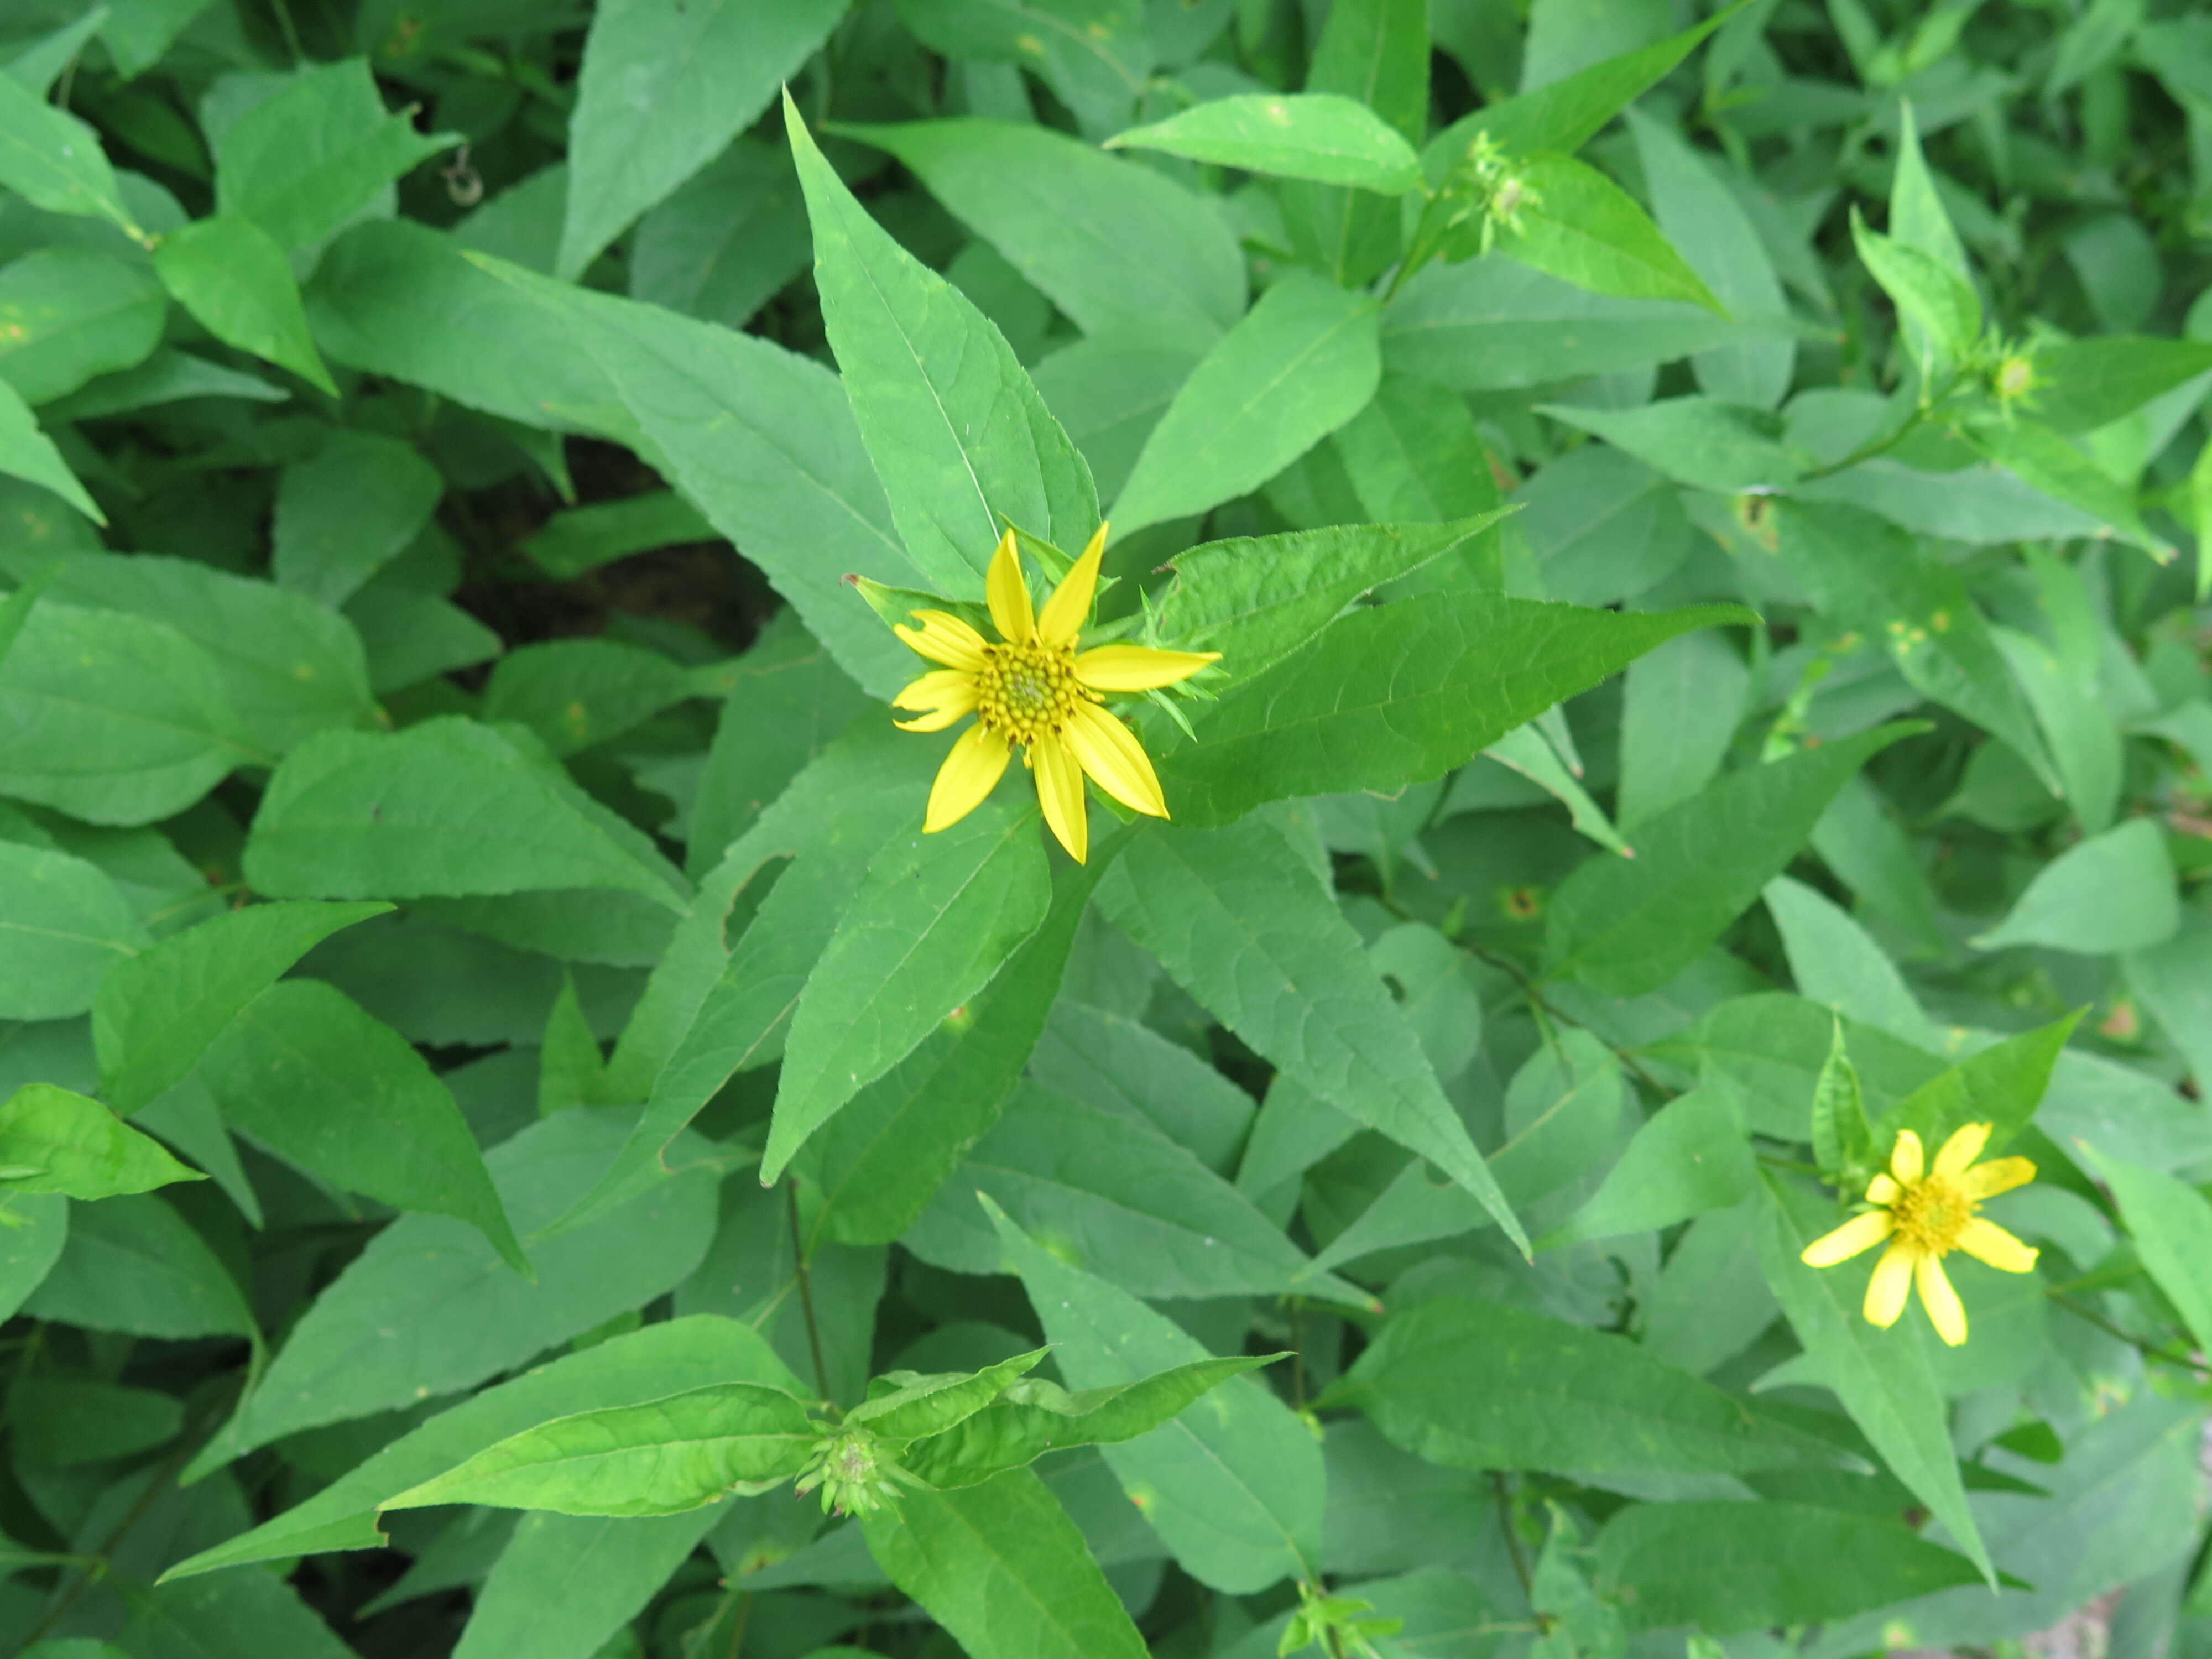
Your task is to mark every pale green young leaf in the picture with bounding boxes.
[1320,1293,1843,1475]
[851,1348,1048,1442]
[0,1083,204,1199]
[1497,153,1725,315]
[1971,818,2178,953]
[859,1468,1150,1659]
[153,216,337,394]
[1888,101,1970,280]
[2076,1148,2212,1357]
[0,842,148,1021]
[1097,817,1527,1253]
[1756,1182,1991,1579]
[986,1194,1320,1592]
[837,118,1244,351]
[382,1381,818,1517]
[1108,93,1420,191]
[764,797,1052,1183]
[1853,212,1981,369]
[1157,596,1751,828]
[559,0,845,278]
[1112,273,1380,539]
[1546,723,1919,998]
[1809,1017,1879,1183]
[196,979,526,1273]
[785,93,1097,596]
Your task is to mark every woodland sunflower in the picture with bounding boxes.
[1799,1121,2038,1347]
[889,523,1218,863]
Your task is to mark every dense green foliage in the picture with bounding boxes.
[1,1,2210,1657]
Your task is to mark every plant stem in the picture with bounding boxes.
[2049,1291,2211,1377]
[787,1179,832,1404]
[1492,1472,1534,1605]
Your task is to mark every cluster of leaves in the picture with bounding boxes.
[1,0,2211,1657]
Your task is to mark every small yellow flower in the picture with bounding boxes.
[889,523,1218,863]
[1799,1122,2039,1347]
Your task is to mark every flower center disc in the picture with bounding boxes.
[977,641,1091,745]
[1892,1176,1970,1255]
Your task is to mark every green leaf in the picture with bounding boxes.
[1855,222,1983,377]
[0,248,166,406]
[0,599,251,823]
[1878,1013,2079,1159]
[2126,904,2212,1089]
[23,1191,254,1339]
[1159,596,1747,828]
[102,0,217,80]
[192,1109,719,1472]
[764,797,1052,1183]
[888,0,1151,135]
[93,899,387,1113]
[0,67,142,239]
[805,837,1121,1246]
[1107,92,1420,192]
[1538,1082,1756,1248]
[1595,1502,1983,1631]
[520,489,716,582]
[559,0,845,277]
[243,717,690,912]
[382,1381,818,1517]
[153,215,336,394]
[630,139,811,333]
[119,1571,356,1659]
[213,57,451,252]
[786,93,1097,596]
[163,1314,801,1578]
[1318,1293,1843,1475]
[195,979,526,1272]
[1810,1016,1881,1185]
[0,841,147,1020]
[1097,817,1527,1252]
[1645,993,1945,1141]
[1616,630,1748,826]
[1545,723,1919,997]
[902,1356,1276,1490]
[1333,373,1506,525]
[859,1467,1149,1659]
[0,1083,204,1199]
[1756,1181,1991,1579]
[1496,153,1725,315]
[1279,0,1429,286]
[1110,272,1379,539]
[447,1509,723,1659]
[484,639,695,759]
[273,430,444,606]
[985,1195,1320,1592]
[1152,514,1505,674]
[904,1080,1368,1301]
[837,118,1244,351]
[2030,335,2212,432]
[1765,874,1942,1049]
[0,1193,65,1323]
[1543,395,1807,493]
[2076,1147,2212,1357]
[1971,817,2178,953]
[1992,624,2120,836]
[0,373,98,521]
[1963,415,2169,559]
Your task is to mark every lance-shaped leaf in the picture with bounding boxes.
[0,842,147,1021]
[153,216,337,395]
[2079,1147,2212,1357]
[0,66,142,238]
[1546,723,1919,998]
[1853,212,1981,371]
[1495,153,1725,314]
[380,1381,819,1518]
[849,1348,1049,1442]
[903,1357,1279,1490]
[0,1084,205,1200]
[2030,336,2212,432]
[764,797,1052,1182]
[1317,1293,1844,1475]
[95,899,391,1113]
[1875,1011,2080,1156]
[1107,93,1421,192]
[860,1467,1150,1659]
[1756,1180,1991,1579]
[1097,817,1526,1253]
[785,93,1097,595]
[1156,595,1750,828]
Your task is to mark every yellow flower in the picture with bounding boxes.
[889,523,1218,863]
[1799,1122,2039,1347]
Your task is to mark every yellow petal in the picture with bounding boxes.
[985,529,1034,645]
[1934,1121,1992,1178]
[1961,1156,2035,1200]
[1061,701,1167,818]
[1866,1173,1900,1206]
[1036,521,1107,648]
[1801,1209,1894,1268]
[1915,1254,1968,1346]
[1031,729,1088,862]
[1074,642,1221,692]
[892,669,979,731]
[1864,1241,1915,1328]
[895,610,989,671]
[1890,1129,1925,1185]
[1955,1218,2039,1274]
[924,725,1011,832]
